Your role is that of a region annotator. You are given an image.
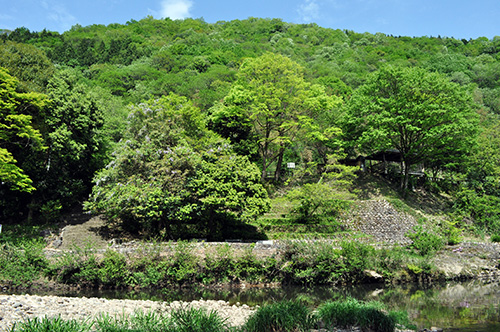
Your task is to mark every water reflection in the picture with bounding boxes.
[6,280,500,331]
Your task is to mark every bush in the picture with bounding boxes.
[317,298,396,332]
[406,225,444,256]
[0,242,48,285]
[244,300,314,332]
[98,250,129,287]
[491,234,500,242]
[441,220,463,245]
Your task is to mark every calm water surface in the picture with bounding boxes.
[9,280,500,331]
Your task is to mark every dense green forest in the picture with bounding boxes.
[1,17,500,240]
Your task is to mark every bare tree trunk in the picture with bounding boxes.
[401,160,410,194]
[274,146,285,182]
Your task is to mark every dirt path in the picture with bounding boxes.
[48,214,109,250]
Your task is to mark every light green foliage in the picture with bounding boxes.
[0,41,55,92]
[345,66,479,192]
[0,67,47,193]
[406,225,444,256]
[12,316,91,332]
[86,93,269,239]
[226,52,341,182]
[287,182,351,223]
[441,219,463,245]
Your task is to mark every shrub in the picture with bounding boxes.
[491,234,500,242]
[441,220,463,245]
[406,225,444,256]
[340,240,375,280]
[0,242,48,285]
[98,250,129,287]
[244,300,314,332]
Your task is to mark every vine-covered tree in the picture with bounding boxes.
[345,66,479,192]
[85,93,270,240]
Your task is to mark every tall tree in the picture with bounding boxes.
[24,68,105,212]
[86,94,269,240]
[0,67,47,193]
[345,66,478,192]
[226,52,338,182]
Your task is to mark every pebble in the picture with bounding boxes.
[0,294,255,331]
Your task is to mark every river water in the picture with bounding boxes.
[11,279,500,331]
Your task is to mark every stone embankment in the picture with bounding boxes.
[345,200,418,245]
[0,294,254,331]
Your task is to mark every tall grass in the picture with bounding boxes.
[244,300,314,332]
[11,308,231,332]
[316,298,412,332]
[11,316,91,332]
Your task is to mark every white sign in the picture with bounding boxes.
[287,162,295,169]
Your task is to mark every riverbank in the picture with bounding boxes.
[0,294,418,332]
[0,294,255,331]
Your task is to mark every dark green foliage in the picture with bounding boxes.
[244,300,314,332]
[317,298,398,332]
[490,234,500,242]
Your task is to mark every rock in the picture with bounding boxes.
[430,327,443,332]
[364,269,383,280]
[51,237,63,248]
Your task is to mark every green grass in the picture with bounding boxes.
[317,298,410,332]
[11,316,91,332]
[11,308,232,332]
[244,300,315,332]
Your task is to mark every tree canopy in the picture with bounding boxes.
[1,17,500,235]
[0,67,47,193]
[85,94,270,239]
[344,66,479,192]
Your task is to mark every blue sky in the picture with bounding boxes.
[1,0,498,40]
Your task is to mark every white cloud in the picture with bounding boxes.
[159,0,193,20]
[298,0,320,22]
[42,1,77,31]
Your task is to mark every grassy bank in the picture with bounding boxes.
[11,299,414,332]
[1,236,444,290]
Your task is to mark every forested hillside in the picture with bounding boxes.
[1,17,500,240]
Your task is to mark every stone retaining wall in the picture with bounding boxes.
[344,199,418,245]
